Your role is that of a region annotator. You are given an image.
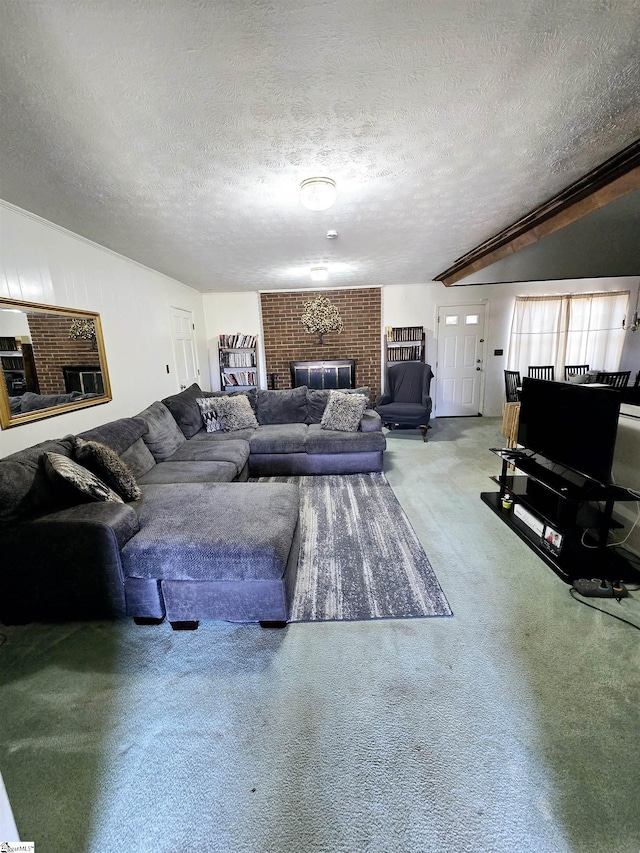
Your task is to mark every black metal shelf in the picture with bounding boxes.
[482,448,640,584]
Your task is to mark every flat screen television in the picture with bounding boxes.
[517,377,622,484]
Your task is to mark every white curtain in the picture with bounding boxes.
[507,291,629,378]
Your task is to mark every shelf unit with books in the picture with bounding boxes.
[218,333,258,392]
[0,336,27,395]
[384,326,425,366]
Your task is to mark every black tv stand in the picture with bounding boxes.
[481,448,640,584]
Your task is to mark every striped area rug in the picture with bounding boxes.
[258,473,452,622]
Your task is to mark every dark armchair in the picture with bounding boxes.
[375,362,434,441]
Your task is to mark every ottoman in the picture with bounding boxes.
[121,482,300,629]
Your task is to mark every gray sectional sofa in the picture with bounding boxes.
[0,384,385,629]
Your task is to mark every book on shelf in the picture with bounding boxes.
[385,325,424,343]
[0,356,23,369]
[218,333,257,349]
[222,371,257,387]
[220,351,256,367]
[387,345,423,361]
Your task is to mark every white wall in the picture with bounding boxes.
[0,310,30,339]
[0,201,209,456]
[202,292,262,390]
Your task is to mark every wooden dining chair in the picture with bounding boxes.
[564,364,589,380]
[504,370,521,403]
[528,365,555,381]
[595,370,631,388]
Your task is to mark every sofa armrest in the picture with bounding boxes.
[0,502,139,624]
[376,394,392,406]
[38,501,140,549]
[359,409,383,432]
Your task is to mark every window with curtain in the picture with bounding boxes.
[507,291,629,377]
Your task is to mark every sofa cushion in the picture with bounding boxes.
[210,394,259,431]
[249,423,308,454]
[187,427,257,442]
[121,482,299,582]
[137,461,238,484]
[77,417,148,456]
[120,438,157,479]
[0,436,77,524]
[43,452,124,504]
[306,387,372,423]
[320,391,368,432]
[74,437,142,501]
[162,383,204,439]
[164,439,250,475]
[136,401,187,461]
[305,423,387,454]
[256,386,308,425]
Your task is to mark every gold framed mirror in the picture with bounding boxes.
[0,297,112,429]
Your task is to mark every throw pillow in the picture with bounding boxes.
[74,437,142,500]
[320,390,367,432]
[196,397,223,433]
[203,388,258,412]
[306,387,372,423]
[43,452,124,504]
[211,394,259,431]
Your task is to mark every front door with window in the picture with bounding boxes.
[435,304,487,416]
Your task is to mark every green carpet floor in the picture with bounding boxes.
[1,417,639,853]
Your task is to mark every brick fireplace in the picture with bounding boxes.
[260,288,382,402]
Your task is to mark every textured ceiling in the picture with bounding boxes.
[0,0,639,292]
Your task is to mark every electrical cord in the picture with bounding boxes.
[580,500,640,549]
[569,588,640,630]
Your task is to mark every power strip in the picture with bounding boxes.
[572,578,629,598]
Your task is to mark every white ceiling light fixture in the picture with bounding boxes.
[300,177,337,211]
[310,266,329,282]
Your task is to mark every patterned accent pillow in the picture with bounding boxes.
[73,437,142,501]
[43,452,124,503]
[196,397,223,433]
[212,394,259,431]
[320,390,367,432]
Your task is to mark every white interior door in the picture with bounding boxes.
[435,304,487,416]
[170,306,199,390]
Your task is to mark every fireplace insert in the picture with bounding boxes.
[63,365,104,395]
[290,359,355,390]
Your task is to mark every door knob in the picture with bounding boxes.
[476,367,481,371]
[180,384,186,389]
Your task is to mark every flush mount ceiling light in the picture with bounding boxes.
[310,266,329,282]
[300,177,337,211]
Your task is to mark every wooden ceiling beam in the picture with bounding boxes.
[435,139,640,286]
